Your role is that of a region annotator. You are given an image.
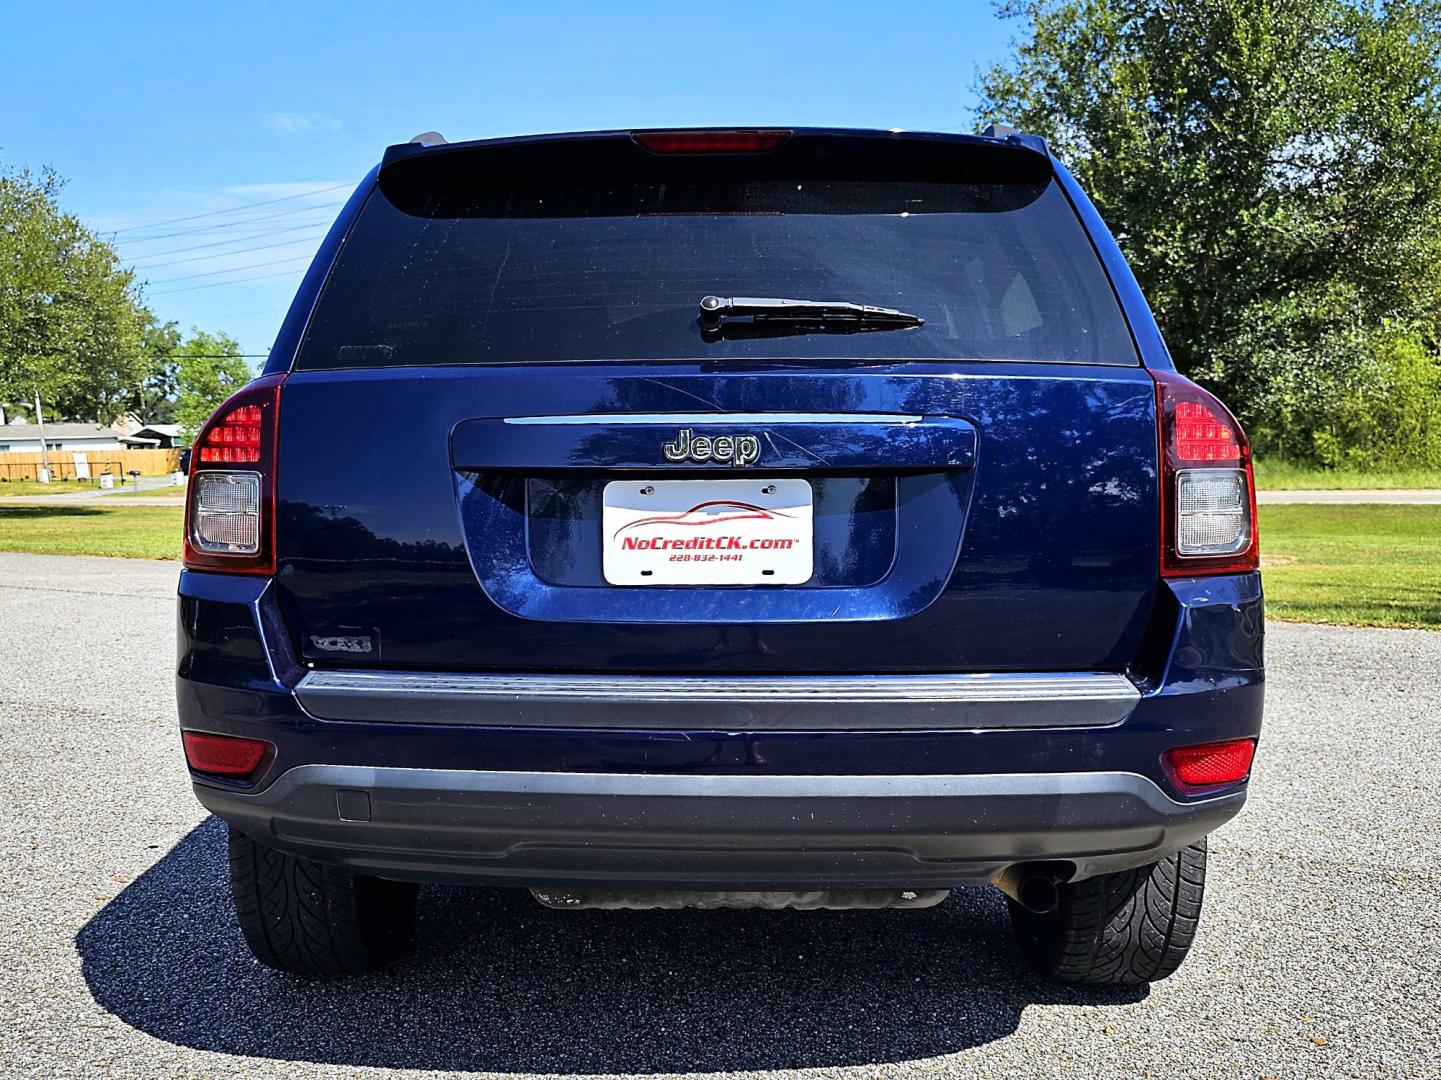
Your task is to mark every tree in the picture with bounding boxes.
[133,317,182,425]
[0,165,150,432]
[174,330,253,442]
[977,0,1441,461]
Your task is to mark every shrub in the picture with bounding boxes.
[1321,336,1441,469]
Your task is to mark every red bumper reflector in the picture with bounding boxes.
[182,731,269,780]
[634,130,790,154]
[1163,738,1256,793]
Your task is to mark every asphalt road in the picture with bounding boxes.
[1,552,1437,1079]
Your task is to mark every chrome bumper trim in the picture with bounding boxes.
[294,670,1141,730]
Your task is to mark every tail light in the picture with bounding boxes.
[1163,737,1256,794]
[633,130,791,154]
[1151,370,1258,576]
[183,374,284,574]
[182,730,272,781]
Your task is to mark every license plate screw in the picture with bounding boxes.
[640,486,654,495]
[762,484,776,494]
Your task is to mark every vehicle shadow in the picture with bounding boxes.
[77,816,1145,1073]
[0,506,107,517]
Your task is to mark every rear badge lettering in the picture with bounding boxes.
[309,634,374,655]
[663,428,761,467]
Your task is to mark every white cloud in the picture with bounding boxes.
[219,181,350,200]
[263,113,342,136]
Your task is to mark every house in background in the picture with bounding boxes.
[0,422,128,453]
[121,424,183,449]
[0,419,186,453]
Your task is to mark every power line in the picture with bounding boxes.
[109,183,350,234]
[174,307,288,320]
[119,221,330,260]
[149,267,309,296]
[120,204,341,243]
[120,202,344,244]
[132,234,325,271]
[142,254,312,286]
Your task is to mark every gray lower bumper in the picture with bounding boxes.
[197,766,1243,889]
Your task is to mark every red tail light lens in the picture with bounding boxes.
[633,130,791,154]
[183,374,284,575]
[182,730,271,781]
[1172,400,1242,462]
[1163,738,1256,794]
[197,404,263,464]
[1151,369,1258,576]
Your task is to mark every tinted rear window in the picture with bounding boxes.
[297,136,1137,369]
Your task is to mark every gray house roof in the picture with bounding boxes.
[0,423,121,441]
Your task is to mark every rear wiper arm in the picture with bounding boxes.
[698,295,924,332]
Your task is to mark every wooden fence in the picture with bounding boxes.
[0,448,181,482]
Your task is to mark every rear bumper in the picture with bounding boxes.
[197,765,1243,888]
[177,568,1263,889]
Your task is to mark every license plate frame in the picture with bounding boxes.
[601,478,814,586]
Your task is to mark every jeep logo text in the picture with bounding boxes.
[662,428,761,468]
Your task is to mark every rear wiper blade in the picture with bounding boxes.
[698,295,924,331]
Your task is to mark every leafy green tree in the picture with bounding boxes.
[1319,334,1441,467]
[0,165,149,428]
[977,0,1441,461]
[174,330,253,442]
[133,317,182,424]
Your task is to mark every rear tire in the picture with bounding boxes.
[1007,838,1207,985]
[227,826,419,976]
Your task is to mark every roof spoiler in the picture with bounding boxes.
[380,126,1051,171]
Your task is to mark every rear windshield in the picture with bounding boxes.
[297,137,1137,369]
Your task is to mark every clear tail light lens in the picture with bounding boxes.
[183,375,284,574]
[190,473,261,554]
[1151,370,1259,576]
[1176,468,1251,556]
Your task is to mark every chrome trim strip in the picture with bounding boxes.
[295,671,1141,730]
[502,412,924,426]
[300,670,1136,702]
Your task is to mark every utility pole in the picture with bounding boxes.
[33,389,50,482]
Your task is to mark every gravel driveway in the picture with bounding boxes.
[1,552,1436,1079]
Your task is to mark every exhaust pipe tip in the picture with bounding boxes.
[992,863,1068,915]
[1015,874,1060,915]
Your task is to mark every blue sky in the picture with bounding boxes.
[2,1,1016,362]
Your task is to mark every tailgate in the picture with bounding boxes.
[274,363,1158,673]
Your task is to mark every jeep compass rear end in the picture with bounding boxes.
[176,127,1263,983]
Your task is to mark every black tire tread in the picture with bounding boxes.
[228,826,418,977]
[1009,838,1207,985]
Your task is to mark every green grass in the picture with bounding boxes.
[0,505,183,560]
[1260,504,1441,629]
[1254,459,1441,490]
[0,479,108,497]
[0,479,181,498]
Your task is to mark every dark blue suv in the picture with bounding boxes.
[176,127,1263,984]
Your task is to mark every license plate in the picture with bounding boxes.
[602,478,814,586]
